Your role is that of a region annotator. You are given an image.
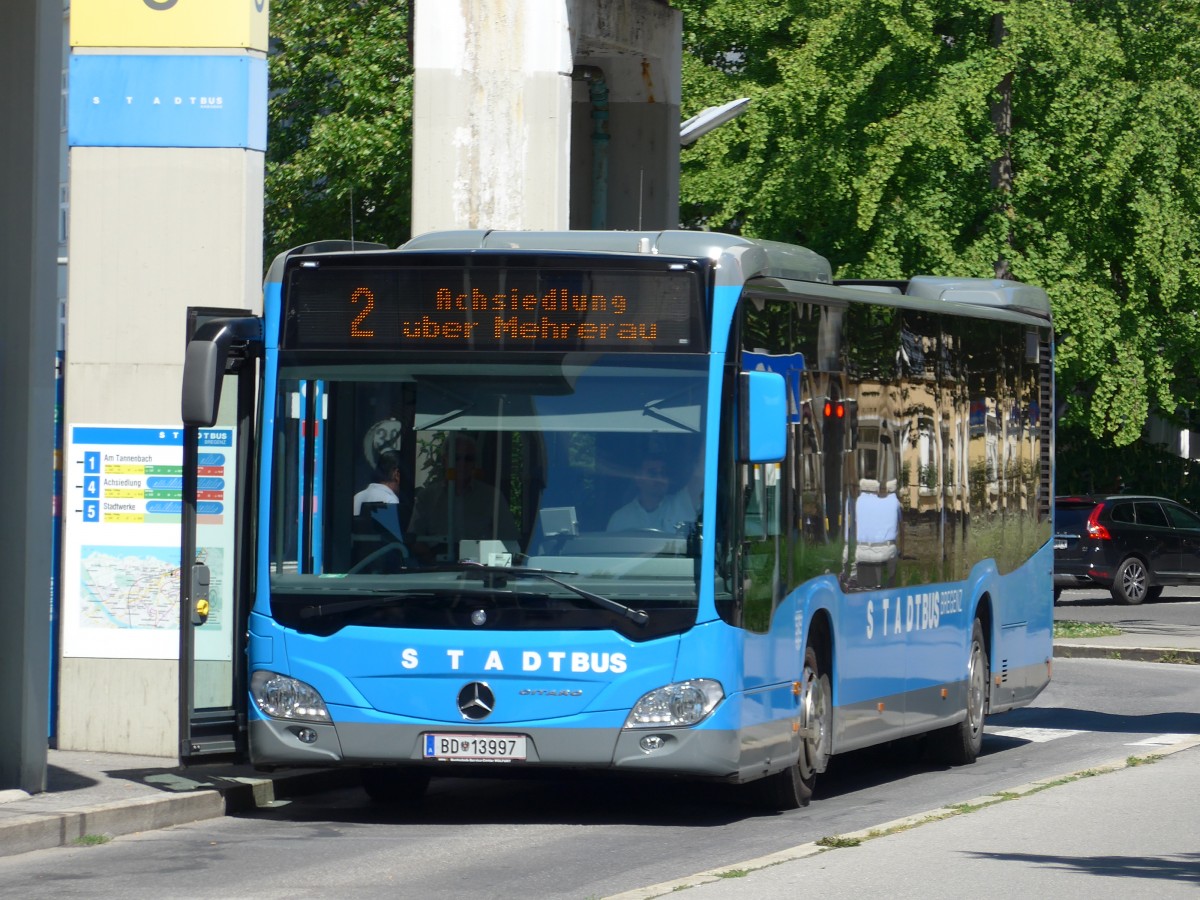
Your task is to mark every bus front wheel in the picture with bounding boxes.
[749,644,830,811]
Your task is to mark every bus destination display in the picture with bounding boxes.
[281,263,704,352]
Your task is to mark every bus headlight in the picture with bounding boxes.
[251,671,331,723]
[624,679,723,728]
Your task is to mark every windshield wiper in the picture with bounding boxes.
[432,563,650,626]
[294,566,649,626]
[297,590,434,620]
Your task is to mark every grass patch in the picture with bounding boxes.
[714,870,750,879]
[1054,621,1122,639]
[72,834,112,846]
[1157,651,1198,665]
[816,835,861,849]
[1126,754,1160,767]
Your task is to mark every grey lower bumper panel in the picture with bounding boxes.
[250,718,747,779]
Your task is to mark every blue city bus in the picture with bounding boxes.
[179,230,1054,809]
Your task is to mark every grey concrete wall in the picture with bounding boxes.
[57,147,262,756]
[0,0,59,793]
[64,149,263,420]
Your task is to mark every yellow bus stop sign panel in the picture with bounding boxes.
[71,0,269,52]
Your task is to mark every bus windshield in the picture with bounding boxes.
[267,352,708,633]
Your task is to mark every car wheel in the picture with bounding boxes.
[1111,558,1150,605]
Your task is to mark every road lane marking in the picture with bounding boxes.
[989,726,1085,742]
[1126,733,1200,746]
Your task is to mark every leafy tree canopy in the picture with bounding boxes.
[673,0,1200,449]
[266,0,413,264]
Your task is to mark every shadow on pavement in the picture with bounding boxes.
[961,850,1200,886]
[988,706,1200,736]
[43,765,100,794]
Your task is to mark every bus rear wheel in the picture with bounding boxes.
[749,644,829,811]
[931,618,988,765]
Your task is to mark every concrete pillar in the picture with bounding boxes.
[412,0,575,232]
[412,0,680,235]
[56,2,266,756]
[0,0,59,793]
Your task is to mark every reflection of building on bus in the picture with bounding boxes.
[180,231,1054,815]
[841,411,902,587]
[846,477,901,588]
[777,296,1049,592]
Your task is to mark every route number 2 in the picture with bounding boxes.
[350,287,375,338]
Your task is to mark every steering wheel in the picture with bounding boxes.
[347,541,410,574]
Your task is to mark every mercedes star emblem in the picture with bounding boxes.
[457,682,495,721]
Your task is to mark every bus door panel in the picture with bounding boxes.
[180,309,257,764]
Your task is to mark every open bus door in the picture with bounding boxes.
[179,308,262,764]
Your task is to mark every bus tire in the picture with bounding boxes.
[931,618,988,765]
[360,767,431,806]
[749,644,829,811]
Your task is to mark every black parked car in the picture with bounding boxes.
[1054,494,1200,604]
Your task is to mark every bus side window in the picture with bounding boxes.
[743,463,781,539]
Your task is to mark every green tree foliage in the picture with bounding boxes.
[674,0,1200,451]
[266,1,413,264]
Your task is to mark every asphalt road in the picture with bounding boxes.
[2,654,1197,899]
[1055,585,1200,628]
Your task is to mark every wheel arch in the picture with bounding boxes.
[973,592,994,660]
[806,607,834,685]
[972,592,994,712]
[1121,552,1155,580]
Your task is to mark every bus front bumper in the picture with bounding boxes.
[249,717,753,780]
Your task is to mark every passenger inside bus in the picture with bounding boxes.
[408,435,519,562]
